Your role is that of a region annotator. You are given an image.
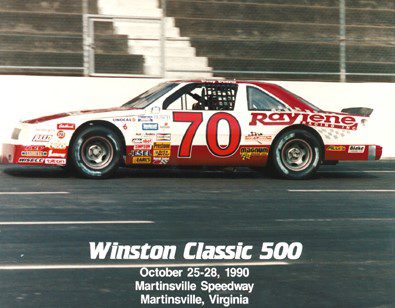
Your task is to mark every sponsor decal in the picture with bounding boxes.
[327,145,346,152]
[249,112,358,130]
[142,138,153,144]
[18,158,44,164]
[130,150,151,157]
[156,133,171,141]
[57,131,65,139]
[138,115,154,122]
[50,143,67,150]
[24,145,45,151]
[348,145,365,153]
[240,147,269,160]
[160,123,170,129]
[113,118,132,122]
[32,134,52,142]
[123,124,128,130]
[132,138,143,144]
[153,149,171,157]
[48,150,66,158]
[155,115,170,121]
[45,158,66,165]
[142,123,158,131]
[57,123,75,130]
[134,144,152,150]
[245,132,272,144]
[21,151,47,157]
[35,128,55,133]
[153,142,171,150]
[153,157,170,165]
[132,156,151,164]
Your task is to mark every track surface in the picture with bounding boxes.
[0,161,394,307]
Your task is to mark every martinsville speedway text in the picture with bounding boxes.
[89,242,303,260]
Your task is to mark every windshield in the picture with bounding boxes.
[122,82,178,108]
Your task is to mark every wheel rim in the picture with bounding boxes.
[281,138,313,172]
[80,136,114,170]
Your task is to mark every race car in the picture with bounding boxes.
[1,80,382,179]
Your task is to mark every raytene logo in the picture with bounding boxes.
[249,113,358,130]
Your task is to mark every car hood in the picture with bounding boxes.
[23,106,139,124]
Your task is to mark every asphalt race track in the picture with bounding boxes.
[0,161,394,307]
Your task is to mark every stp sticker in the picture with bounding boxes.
[57,131,66,139]
[348,145,365,153]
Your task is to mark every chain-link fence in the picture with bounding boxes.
[0,0,394,82]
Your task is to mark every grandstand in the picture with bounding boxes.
[0,0,393,81]
[0,0,144,75]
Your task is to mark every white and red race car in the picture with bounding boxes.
[1,80,382,179]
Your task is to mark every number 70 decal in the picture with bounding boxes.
[173,112,241,158]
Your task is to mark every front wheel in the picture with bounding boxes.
[270,129,322,179]
[69,126,122,179]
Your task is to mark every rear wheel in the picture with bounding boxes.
[70,126,122,178]
[270,129,322,179]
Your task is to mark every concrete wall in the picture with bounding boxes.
[0,75,394,157]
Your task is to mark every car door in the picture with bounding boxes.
[161,82,243,166]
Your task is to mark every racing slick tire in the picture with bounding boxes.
[270,129,322,180]
[69,126,122,179]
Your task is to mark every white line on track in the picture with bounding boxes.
[0,220,154,225]
[0,192,69,195]
[319,170,395,173]
[276,218,395,222]
[0,261,288,270]
[288,189,395,192]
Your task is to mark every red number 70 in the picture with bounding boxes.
[173,112,241,158]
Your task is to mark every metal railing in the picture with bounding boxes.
[0,0,393,81]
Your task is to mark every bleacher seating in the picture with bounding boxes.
[165,0,395,81]
[0,0,144,75]
[0,0,393,81]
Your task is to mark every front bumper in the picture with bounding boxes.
[1,143,68,166]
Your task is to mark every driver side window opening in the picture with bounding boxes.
[247,86,288,111]
[163,83,238,111]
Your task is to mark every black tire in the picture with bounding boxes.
[270,129,322,180]
[69,126,122,179]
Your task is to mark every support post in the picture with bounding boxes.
[339,0,347,82]
[82,0,90,76]
[160,0,167,78]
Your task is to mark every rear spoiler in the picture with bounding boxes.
[341,107,373,117]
